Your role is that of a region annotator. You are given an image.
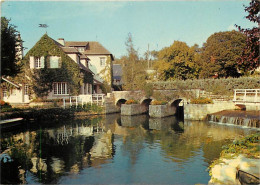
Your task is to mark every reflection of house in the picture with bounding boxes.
[1,34,94,103]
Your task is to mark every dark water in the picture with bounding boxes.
[0,114,258,184]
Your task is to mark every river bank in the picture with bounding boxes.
[209,133,260,184]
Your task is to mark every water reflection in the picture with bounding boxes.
[1,115,257,184]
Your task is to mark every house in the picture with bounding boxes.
[1,34,94,103]
[59,39,114,93]
[112,64,122,90]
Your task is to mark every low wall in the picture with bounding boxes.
[121,104,147,116]
[149,105,176,118]
[104,102,120,114]
[184,101,236,120]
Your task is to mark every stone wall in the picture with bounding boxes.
[149,105,176,118]
[184,101,236,120]
[121,104,147,116]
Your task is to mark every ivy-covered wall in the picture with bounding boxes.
[20,34,93,98]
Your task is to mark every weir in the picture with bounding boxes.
[207,110,260,128]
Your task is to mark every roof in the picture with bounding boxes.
[80,54,90,60]
[79,63,94,74]
[93,78,103,85]
[113,64,122,77]
[64,41,88,47]
[61,47,80,53]
[84,41,112,55]
[1,77,21,88]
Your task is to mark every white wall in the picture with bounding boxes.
[67,54,78,64]
[88,55,110,83]
[3,89,24,103]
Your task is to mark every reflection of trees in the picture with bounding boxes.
[0,116,114,184]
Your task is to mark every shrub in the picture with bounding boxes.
[151,100,167,105]
[190,97,213,104]
[0,100,12,108]
[125,99,138,104]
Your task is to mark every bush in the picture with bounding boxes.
[0,100,12,108]
[151,100,167,105]
[190,97,213,104]
[125,99,138,104]
[151,77,259,97]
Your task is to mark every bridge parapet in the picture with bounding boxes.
[233,89,260,103]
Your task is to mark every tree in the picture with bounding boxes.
[121,33,147,91]
[99,55,112,93]
[200,31,246,78]
[153,41,201,80]
[1,17,22,77]
[236,0,260,74]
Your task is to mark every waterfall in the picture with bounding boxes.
[208,113,259,128]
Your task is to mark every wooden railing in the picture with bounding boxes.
[233,89,260,103]
[63,94,105,108]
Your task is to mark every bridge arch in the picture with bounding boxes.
[116,99,127,107]
[170,99,183,108]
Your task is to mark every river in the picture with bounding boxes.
[0,114,258,184]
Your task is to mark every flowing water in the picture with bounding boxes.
[1,114,258,184]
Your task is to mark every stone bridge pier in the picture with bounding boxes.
[105,90,186,118]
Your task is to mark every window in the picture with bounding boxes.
[3,88,7,97]
[30,56,44,68]
[78,47,85,52]
[100,57,106,66]
[53,82,68,95]
[35,57,41,68]
[50,56,60,68]
[24,85,29,95]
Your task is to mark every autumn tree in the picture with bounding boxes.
[1,17,22,77]
[153,41,201,80]
[236,0,260,74]
[200,31,246,78]
[121,33,147,91]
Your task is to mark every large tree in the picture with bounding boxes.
[236,0,260,74]
[200,31,246,78]
[1,17,22,77]
[121,33,147,91]
[153,41,201,80]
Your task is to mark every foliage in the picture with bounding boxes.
[70,103,104,114]
[18,34,93,98]
[221,133,260,158]
[99,55,112,93]
[190,97,213,104]
[151,77,259,97]
[153,41,201,80]
[121,33,148,91]
[125,99,138,104]
[236,0,260,74]
[0,100,11,108]
[200,30,246,78]
[144,83,153,98]
[1,17,22,77]
[151,100,167,105]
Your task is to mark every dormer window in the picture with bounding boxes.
[30,56,44,69]
[78,47,85,52]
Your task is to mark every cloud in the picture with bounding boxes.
[227,24,237,31]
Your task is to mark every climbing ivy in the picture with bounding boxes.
[18,34,93,98]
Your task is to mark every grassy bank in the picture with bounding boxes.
[0,104,104,121]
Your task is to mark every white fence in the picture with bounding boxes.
[63,94,105,108]
[233,89,260,103]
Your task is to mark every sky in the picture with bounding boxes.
[1,0,257,59]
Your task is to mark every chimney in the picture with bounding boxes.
[57,38,65,46]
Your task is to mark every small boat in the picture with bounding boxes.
[0,118,23,125]
[237,170,260,185]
